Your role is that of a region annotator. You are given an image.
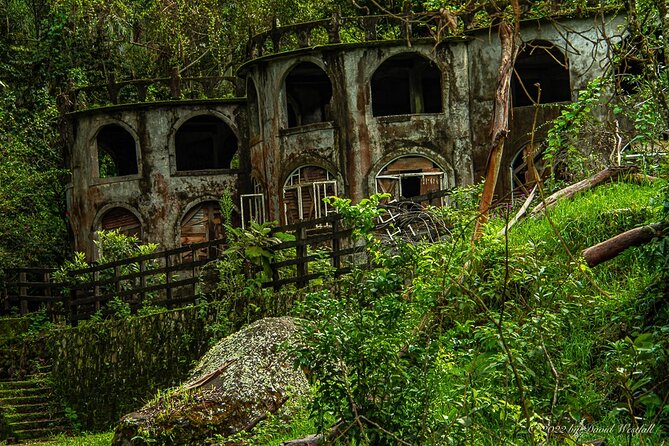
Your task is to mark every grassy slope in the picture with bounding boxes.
[12,181,668,446]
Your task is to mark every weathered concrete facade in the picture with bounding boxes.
[66,14,623,257]
[67,100,248,258]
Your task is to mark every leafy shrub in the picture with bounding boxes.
[53,230,163,320]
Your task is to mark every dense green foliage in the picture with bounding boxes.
[290,182,668,445]
[1,0,668,444]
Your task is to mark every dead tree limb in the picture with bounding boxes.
[281,435,322,446]
[582,222,666,267]
[498,184,537,237]
[531,166,638,216]
[472,18,520,241]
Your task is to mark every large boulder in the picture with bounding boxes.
[112,317,308,445]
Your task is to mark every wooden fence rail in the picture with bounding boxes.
[0,187,458,322]
[0,213,357,322]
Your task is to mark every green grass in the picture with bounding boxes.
[511,181,659,255]
[19,432,113,446]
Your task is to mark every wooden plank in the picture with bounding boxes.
[15,295,65,303]
[262,267,352,289]
[68,239,225,274]
[70,277,198,306]
[68,258,210,289]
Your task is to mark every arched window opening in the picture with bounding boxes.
[247,78,261,138]
[180,201,240,260]
[284,62,333,128]
[510,144,547,204]
[375,156,445,204]
[512,40,571,107]
[97,125,138,178]
[371,53,442,117]
[614,36,663,95]
[175,115,238,171]
[99,207,141,237]
[283,166,337,224]
[180,201,225,246]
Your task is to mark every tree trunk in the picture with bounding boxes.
[582,222,666,267]
[472,18,520,240]
[530,166,638,215]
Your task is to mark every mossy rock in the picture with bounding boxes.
[112,317,308,445]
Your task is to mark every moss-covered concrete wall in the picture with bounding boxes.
[48,304,229,430]
[0,317,46,380]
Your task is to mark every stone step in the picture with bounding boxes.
[5,409,58,422]
[0,369,72,442]
[0,379,48,390]
[10,417,68,432]
[0,386,48,398]
[0,394,50,406]
[13,425,68,441]
[6,402,51,415]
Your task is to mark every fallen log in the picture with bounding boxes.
[582,222,666,267]
[281,434,322,445]
[531,166,638,215]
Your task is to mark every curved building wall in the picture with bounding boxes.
[66,101,247,259]
[66,14,624,255]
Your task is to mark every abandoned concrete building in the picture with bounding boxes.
[65,13,625,258]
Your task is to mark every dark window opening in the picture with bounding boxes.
[284,62,333,128]
[376,156,445,204]
[512,41,571,107]
[401,176,421,198]
[614,36,663,95]
[175,115,238,171]
[97,125,138,178]
[100,207,141,237]
[371,53,443,117]
[247,78,261,137]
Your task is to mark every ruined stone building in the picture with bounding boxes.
[65,13,624,258]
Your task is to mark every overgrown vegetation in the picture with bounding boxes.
[287,180,667,445]
[1,0,668,444]
[53,230,164,320]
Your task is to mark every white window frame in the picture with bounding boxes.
[240,193,266,229]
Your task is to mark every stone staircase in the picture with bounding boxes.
[0,372,71,443]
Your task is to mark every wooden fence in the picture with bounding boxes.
[1,187,458,322]
[0,214,357,322]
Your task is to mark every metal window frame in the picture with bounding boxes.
[313,180,337,219]
[240,193,266,229]
[375,172,445,203]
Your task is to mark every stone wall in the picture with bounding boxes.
[48,303,229,430]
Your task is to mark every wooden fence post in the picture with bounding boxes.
[69,286,77,325]
[139,259,147,304]
[43,270,52,317]
[94,270,101,312]
[19,271,28,316]
[170,67,181,99]
[296,227,307,288]
[165,253,173,305]
[191,247,197,297]
[271,260,280,291]
[332,217,341,271]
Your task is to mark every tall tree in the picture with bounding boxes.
[472,0,521,240]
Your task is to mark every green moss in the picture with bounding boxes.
[48,303,231,430]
